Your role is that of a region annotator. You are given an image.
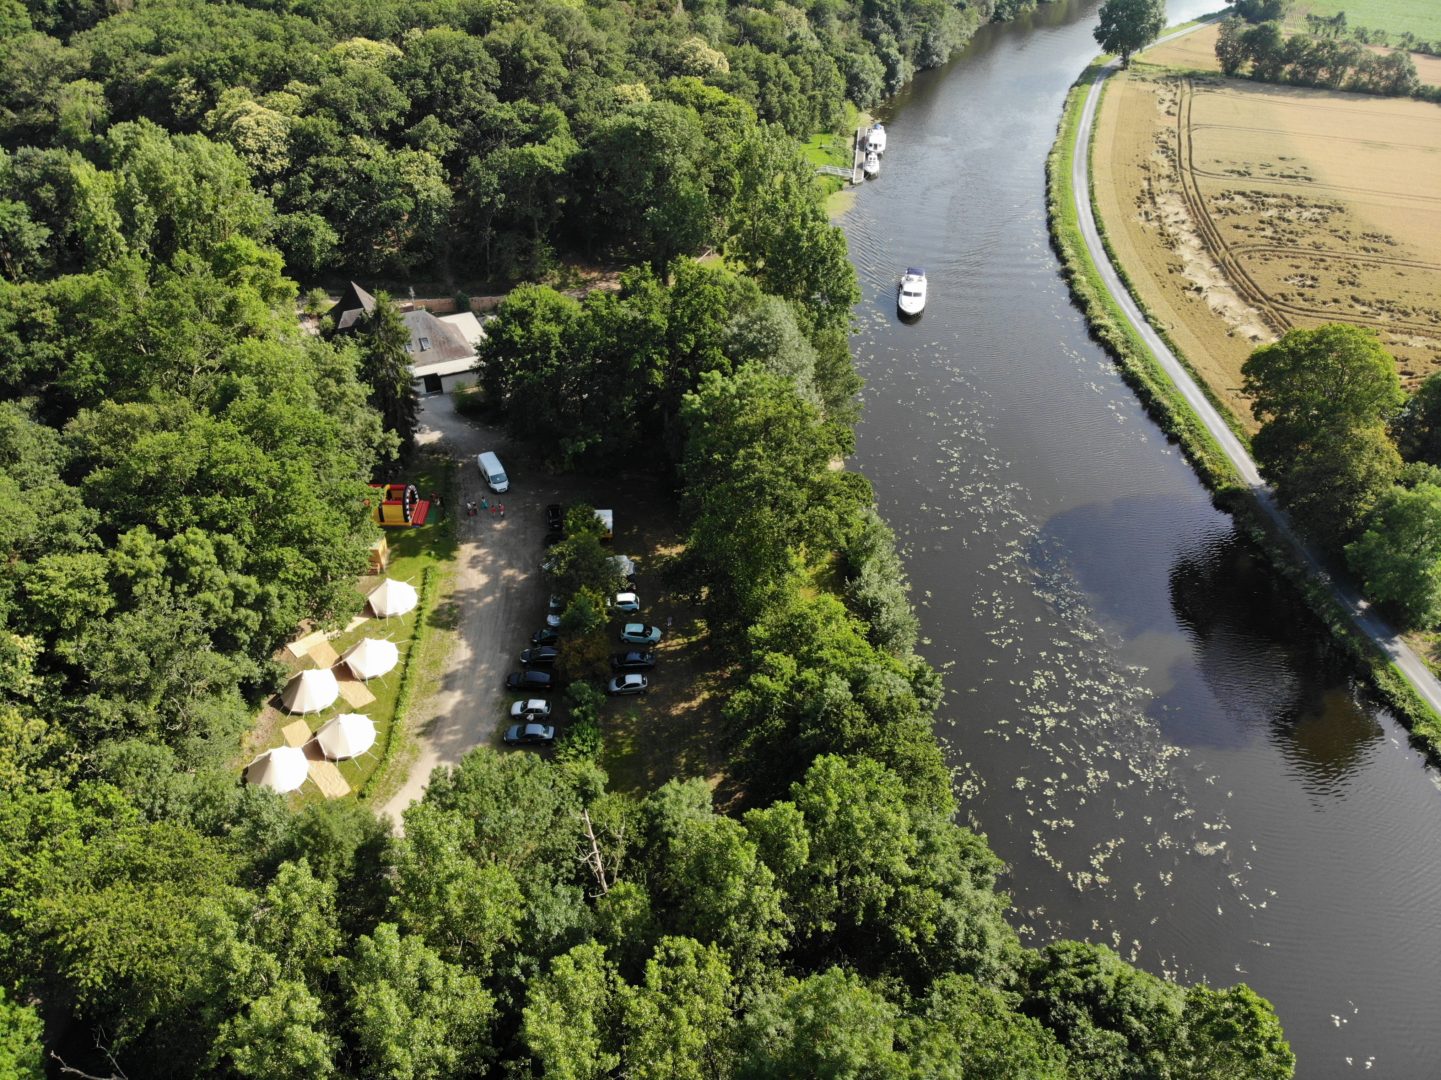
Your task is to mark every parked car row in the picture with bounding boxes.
[506,502,668,747]
[607,620,662,695]
[507,503,559,746]
[504,698,555,746]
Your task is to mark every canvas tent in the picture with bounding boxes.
[315,713,377,760]
[342,637,399,680]
[246,746,309,792]
[282,667,339,714]
[368,578,418,618]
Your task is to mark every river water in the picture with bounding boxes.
[843,2,1441,1074]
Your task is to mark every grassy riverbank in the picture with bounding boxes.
[1046,64,1243,493]
[1047,64,1441,756]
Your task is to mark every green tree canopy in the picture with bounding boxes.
[1244,325,1406,549]
[1093,0,1166,68]
[1346,482,1441,628]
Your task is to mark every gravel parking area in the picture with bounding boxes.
[383,395,732,822]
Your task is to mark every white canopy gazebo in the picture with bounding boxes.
[314,713,377,760]
[246,746,309,792]
[281,667,339,714]
[342,637,399,680]
[367,578,418,618]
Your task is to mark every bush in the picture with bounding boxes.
[452,384,487,416]
[555,718,603,763]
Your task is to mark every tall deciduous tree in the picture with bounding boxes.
[621,937,735,1080]
[345,923,495,1080]
[1346,482,1441,628]
[522,942,623,1080]
[1243,325,1405,549]
[1216,16,1249,75]
[1175,984,1296,1080]
[0,985,43,1080]
[736,968,906,1079]
[1094,0,1166,68]
[1393,372,1441,467]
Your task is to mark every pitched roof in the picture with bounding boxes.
[403,310,476,375]
[332,281,378,332]
[439,311,486,348]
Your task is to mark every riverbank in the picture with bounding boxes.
[1048,53,1441,757]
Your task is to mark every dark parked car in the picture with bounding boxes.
[544,503,565,545]
[506,670,553,691]
[611,650,656,671]
[531,628,560,646]
[504,721,555,746]
[520,646,559,667]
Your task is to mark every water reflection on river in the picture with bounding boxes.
[843,2,1441,1074]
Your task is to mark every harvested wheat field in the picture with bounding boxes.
[1092,37,1441,428]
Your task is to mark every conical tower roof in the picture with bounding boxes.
[333,281,378,332]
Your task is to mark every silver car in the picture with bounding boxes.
[607,673,649,696]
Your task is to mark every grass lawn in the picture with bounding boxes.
[804,131,854,201]
[804,105,870,208]
[253,453,458,803]
[1287,0,1441,41]
[597,601,736,804]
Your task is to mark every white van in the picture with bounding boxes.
[477,451,509,493]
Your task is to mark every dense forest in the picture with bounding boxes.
[3,0,1041,285]
[0,0,1295,1074]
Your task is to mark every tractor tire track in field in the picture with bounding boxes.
[1174,77,1441,338]
[1232,246,1441,333]
[1174,77,1290,336]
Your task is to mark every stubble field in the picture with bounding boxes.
[1093,28,1441,427]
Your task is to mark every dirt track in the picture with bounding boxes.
[381,395,731,823]
[381,395,558,822]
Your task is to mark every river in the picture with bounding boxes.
[843,2,1441,1074]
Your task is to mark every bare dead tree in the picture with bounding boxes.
[51,1030,129,1080]
[579,807,622,896]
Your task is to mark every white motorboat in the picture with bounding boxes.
[867,123,887,155]
[862,151,880,178]
[897,268,926,317]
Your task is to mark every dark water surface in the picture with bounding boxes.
[844,3,1441,1074]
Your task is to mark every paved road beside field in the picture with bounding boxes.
[1072,32,1441,721]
